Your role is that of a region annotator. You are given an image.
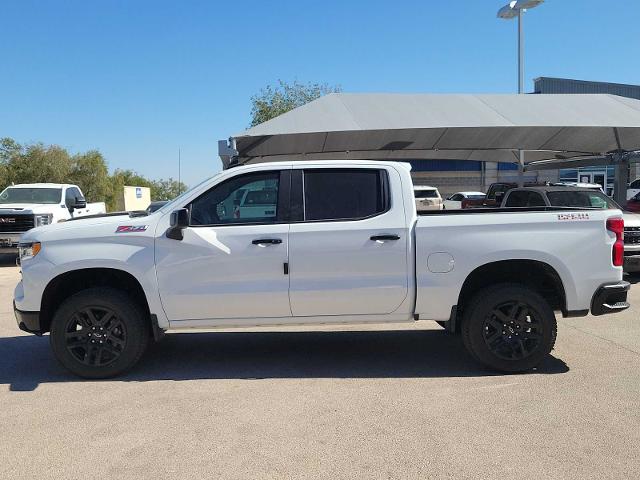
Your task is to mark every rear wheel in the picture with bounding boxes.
[462,283,557,372]
[50,288,149,378]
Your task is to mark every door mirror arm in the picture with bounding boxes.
[166,208,189,240]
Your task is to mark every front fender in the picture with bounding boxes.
[20,236,168,329]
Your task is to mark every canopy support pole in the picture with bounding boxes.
[517,150,525,187]
[613,153,629,206]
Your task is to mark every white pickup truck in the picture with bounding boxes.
[0,183,106,253]
[13,161,630,378]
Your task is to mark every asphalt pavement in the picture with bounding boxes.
[0,253,638,479]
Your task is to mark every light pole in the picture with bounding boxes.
[498,0,544,185]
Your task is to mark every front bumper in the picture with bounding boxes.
[14,301,43,335]
[591,281,630,316]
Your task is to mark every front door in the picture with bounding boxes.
[288,167,409,317]
[155,169,292,321]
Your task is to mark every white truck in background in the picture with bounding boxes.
[13,161,629,378]
[0,183,106,253]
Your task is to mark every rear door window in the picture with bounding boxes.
[303,169,389,221]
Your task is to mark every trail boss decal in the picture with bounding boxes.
[115,225,148,233]
[557,213,590,221]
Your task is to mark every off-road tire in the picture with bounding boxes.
[461,283,557,372]
[50,287,149,378]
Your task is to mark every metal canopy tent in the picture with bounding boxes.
[219,93,640,202]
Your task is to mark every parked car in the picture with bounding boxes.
[482,182,518,207]
[443,191,486,210]
[147,200,169,213]
[413,186,442,211]
[500,185,640,273]
[626,178,640,200]
[0,183,106,253]
[14,161,628,378]
[501,185,611,209]
[625,192,640,213]
[482,182,553,207]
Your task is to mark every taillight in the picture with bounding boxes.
[607,217,624,267]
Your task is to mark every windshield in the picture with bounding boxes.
[0,187,62,204]
[466,194,485,200]
[547,190,620,209]
[157,173,222,214]
[414,190,438,199]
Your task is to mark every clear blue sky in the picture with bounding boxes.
[1,0,638,185]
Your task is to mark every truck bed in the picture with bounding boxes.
[413,207,621,321]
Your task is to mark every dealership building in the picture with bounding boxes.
[410,77,640,196]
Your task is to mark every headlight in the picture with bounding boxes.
[35,214,53,227]
[18,242,41,261]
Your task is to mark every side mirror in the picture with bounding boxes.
[74,196,87,209]
[67,196,86,211]
[166,208,189,240]
[495,191,506,204]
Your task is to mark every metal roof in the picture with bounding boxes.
[534,77,640,100]
[223,93,640,169]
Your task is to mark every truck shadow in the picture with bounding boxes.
[0,330,569,391]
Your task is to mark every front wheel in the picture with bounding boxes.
[461,284,557,372]
[50,287,150,378]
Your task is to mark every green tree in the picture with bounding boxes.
[150,177,187,201]
[8,143,72,186]
[69,150,110,203]
[250,80,341,127]
[0,138,22,189]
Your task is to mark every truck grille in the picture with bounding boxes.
[0,214,35,233]
[624,226,640,245]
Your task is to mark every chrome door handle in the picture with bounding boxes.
[252,238,282,245]
[370,234,400,241]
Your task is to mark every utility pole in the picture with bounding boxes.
[178,148,182,195]
[498,0,544,186]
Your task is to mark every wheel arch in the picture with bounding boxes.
[457,259,567,318]
[40,268,151,334]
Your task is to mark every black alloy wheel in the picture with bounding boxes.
[482,301,543,361]
[64,306,127,367]
[50,287,149,378]
[462,283,557,372]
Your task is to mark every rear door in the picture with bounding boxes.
[288,166,409,317]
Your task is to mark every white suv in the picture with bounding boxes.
[413,186,442,211]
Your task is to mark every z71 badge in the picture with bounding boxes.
[115,225,148,233]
